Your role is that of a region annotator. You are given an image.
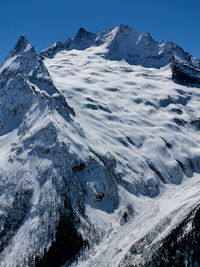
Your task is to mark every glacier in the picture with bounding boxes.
[0,25,200,266]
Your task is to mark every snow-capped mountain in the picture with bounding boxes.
[41,24,200,85]
[1,25,200,266]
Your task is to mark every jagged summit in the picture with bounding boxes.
[1,35,42,76]
[11,35,30,53]
[0,33,74,137]
[75,27,88,37]
[74,27,96,39]
[15,35,29,47]
[5,35,35,60]
[108,24,140,37]
[40,24,161,57]
[40,25,200,85]
[73,27,96,48]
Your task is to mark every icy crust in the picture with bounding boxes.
[45,48,200,266]
[41,25,200,85]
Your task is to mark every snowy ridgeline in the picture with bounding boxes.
[0,25,200,266]
[41,24,200,85]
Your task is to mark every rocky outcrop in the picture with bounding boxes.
[120,203,200,267]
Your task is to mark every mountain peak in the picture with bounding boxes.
[115,24,131,31]
[6,35,35,60]
[77,27,87,34]
[41,25,200,85]
[15,35,29,51]
[74,27,87,40]
[73,27,96,47]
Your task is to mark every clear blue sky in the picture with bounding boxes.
[0,0,200,64]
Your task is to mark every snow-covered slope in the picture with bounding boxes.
[44,43,200,267]
[0,36,87,267]
[1,25,200,266]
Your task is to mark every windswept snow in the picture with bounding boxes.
[1,25,200,266]
[44,43,200,266]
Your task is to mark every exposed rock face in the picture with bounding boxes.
[73,27,96,49]
[171,44,200,85]
[171,59,200,85]
[119,204,200,267]
[149,205,200,267]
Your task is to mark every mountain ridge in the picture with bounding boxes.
[39,24,200,86]
[1,25,200,266]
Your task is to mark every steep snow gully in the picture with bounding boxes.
[1,25,200,266]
